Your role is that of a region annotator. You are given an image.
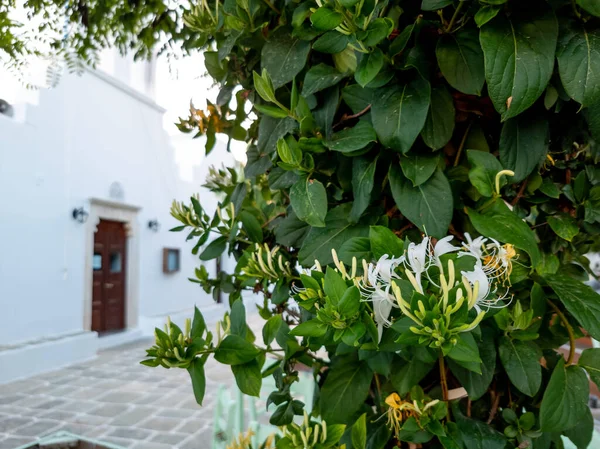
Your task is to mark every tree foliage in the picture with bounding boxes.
[9,0,600,447]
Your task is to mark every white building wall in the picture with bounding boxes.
[0,67,222,348]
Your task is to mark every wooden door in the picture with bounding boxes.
[92,220,127,333]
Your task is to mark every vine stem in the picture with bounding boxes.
[261,0,280,14]
[445,1,466,32]
[453,121,472,167]
[571,0,582,19]
[547,299,576,365]
[439,352,449,401]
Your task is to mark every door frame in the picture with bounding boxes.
[84,197,141,333]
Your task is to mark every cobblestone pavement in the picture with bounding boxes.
[0,314,264,449]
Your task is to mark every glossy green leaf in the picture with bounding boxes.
[302,63,346,96]
[421,0,453,11]
[275,210,309,247]
[187,359,206,405]
[338,237,372,264]
[448,333,482,371]
[498,337,542,396]
[325,121,377,153]
[214,335,261,365]
[467,199,541,267]
[564,408,594,449]
[579,348,600,389]
[389,164,453,238]
[352,414,367,449]
[239,211,263,243]
[263,315,283,346]
[200,236,227,261]
[448,328,496,400]
[350,155,378,222]
[372,77,431,154]
[400,153,439,187]
[456,414,507,449]
[313,31,349,54]
[320,359,373,424]
[342,84,374,114]
[290,178,328,227]
[232,360,262,396]
[577,0,600,17]
[499,115,549,183]
[557,20,600,106]
[355,48,384,87]
[310,7,344,31]
[436,29,485,95]
[229,299,247,338]
[298,204,369,266]
[467,150,504,197]
[547,213,579,242]
[545,274,600,340]
[290,319,328,337]
[262,29,311,88]
[480,10,558,120]
[369,226,404,259]
[540,358,589,432]
[475,5,501,27]
[191,306,206,340]
[421,86,455,150]
[390,357,434,395]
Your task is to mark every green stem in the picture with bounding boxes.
[453,120,472,167]
[445,1,465,32]
[261,0,280,14]
[547,300,576,365]
[571,0,582,19]
[439,352,449,401]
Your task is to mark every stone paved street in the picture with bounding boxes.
[0,313,264,449]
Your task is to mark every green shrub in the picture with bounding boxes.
[143,0,600,448]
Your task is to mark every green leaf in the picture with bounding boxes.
[475,5,501,27]
[389,24,414,58]
[290,319,328,337]
[355,48,384,87]
[214,335,261,365]
[540,358,590,432]
[467,150,504,197]
[342,84,373,114]
[352,414,368,449]
[577,0,600,17]
[421,0,453,11]
[350,155,378,222]
[204,51,227,81]
[448,328,496,400]
[277,137,302,166]
[436,29,485,96]
[390,357,434,395]
[499,115,549,183]
[275,211,310,247]
[400,152,439,187]
[448,333,482,370]
[564,408,594,449]
[557,20,600,106]
[480,9,558,120]
[200,236,227,261]
[321,360,373,424]
[298,204,369,266]
[290,178,328,227]
[545,274,600,341]
[191,306,206,339]
[467,199,541,267]
[239,211,264,243]
[389,165,453,238]
[456,414,507,449]
[369,226,404,259]
[254,103,289,118]
[257,116,298,154]
[314,86,339,140]
[338,286,361,317]
[302,63,346,96]
[421,86,455,150]
[325,121,377,153]
[262,29,311,88]
[372,77,431,154]
[363,18,394,46]
[339,237,372,263]
[540,177,561,198]
[253,69,276,102]
[232,360,262,396]
[310,7,343,31]
[578,348,600,389]
[187,358,206,405]
[585,185,600,224]
[498,337,542,396]
[263,315,283,346]
[324,267,347,304]
[230,299,247,338]
[313,31,349,54]
[547,214,579,242]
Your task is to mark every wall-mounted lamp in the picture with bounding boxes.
[148,219,161,232]
[72,207,89,223]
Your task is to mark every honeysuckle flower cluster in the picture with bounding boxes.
[385,391,444,439]
[241,243,293,281]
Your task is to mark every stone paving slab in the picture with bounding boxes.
[0,313,265,449]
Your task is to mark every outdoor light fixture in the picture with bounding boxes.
[72,207,89,223]
[148,219,160,232]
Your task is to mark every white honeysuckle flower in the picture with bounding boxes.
[372,288,395,342]
[433,235,460,267]
[459,232,487,262]
[404,237,430,292]
[461,266,491,312]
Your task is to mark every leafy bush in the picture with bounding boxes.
[143,0,600,448]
